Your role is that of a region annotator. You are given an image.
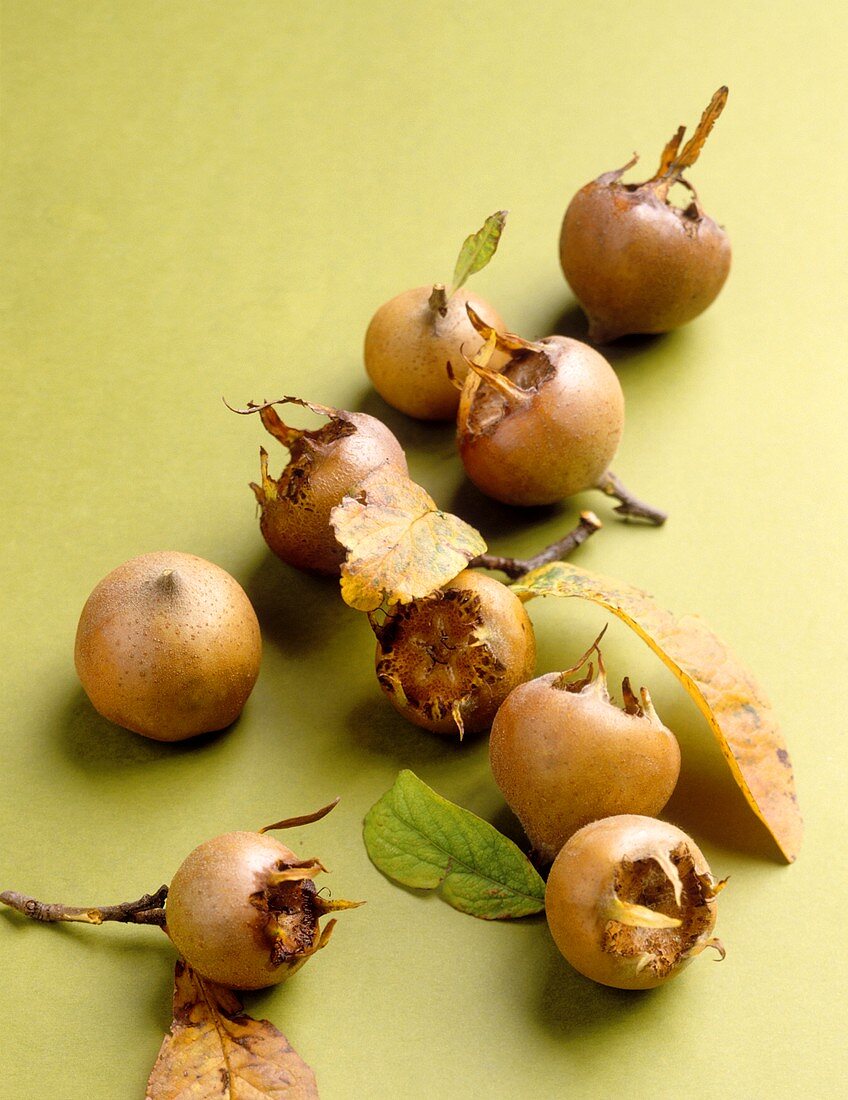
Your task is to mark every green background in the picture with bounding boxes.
[2,2,846,1096]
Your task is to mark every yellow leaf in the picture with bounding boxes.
[331,467,487,611]
[514,562,802,863]
[146,960,318,1099]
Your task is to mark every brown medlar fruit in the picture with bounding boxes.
[489,634,680,862]
[74,551,261,741]
[559,88,731,342]
[165,809,359,990]
[545,815,726,989]
[236,397,408,575]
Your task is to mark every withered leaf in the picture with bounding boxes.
[331,467,486,612]
[146,960,318,1099]
[514,562,802,863]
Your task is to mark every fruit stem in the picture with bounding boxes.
[429,283,449,317]
[595,470,667,526]
[0,885,168,927]
[470,510,601,580]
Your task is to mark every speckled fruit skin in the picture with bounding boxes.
[74,551,261,741]
[364,286,506,420]
[375,569,536,736]
[459,337,624,505]
[560,182,731,342]
[258,412,407,576]
[489,673,680,861]
[546,816,718,990]
[166,831,301,990]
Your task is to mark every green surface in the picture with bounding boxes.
[2,2,846,1097]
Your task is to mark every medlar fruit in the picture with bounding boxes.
[372,569,536,737]
[365,285,506,421]
[166,807,359,990]
[546,815,725,990]
[457,326,623,506]
[455,309,665,522]
[74,551,261,741]
[489,634,680,862]
[235,397,408,575]
[559,87,731,342]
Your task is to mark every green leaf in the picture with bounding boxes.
[450,210,508,294]
[363,770,545,919]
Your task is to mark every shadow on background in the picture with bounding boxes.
[355,385,456,460]
[56,688,234,774]
[533,929,655,1036]
[448,477,566,546]
[243,548,348,660]
[345,695,488,768]
[0,906,176,1031]
[487,801,531,852]
[541,299,684,373]
[651,689,787,864]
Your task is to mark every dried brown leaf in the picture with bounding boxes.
[331,467,486,612]
[146,960,318,1099]
[514,562,802,862]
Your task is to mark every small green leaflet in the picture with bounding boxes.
[451,210,508,294]
[363,770,545,919]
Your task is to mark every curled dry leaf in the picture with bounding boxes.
[331,466,487,611]
[513,562,802,862]
[146,960,318,1099]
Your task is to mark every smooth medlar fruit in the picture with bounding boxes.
[545,815,725,990]
[237,397,408,575]
[489,634,680,862]
[165,803,360,990]
[456,311,624,506]
[365,285,506,420]
[74,551,261,741]
[559,87,731,342]
[373,569,536,738]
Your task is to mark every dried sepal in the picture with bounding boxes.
[597,152,639,186]
[259,798,340,834]
[652,86,729,183]
[465,302,544,354]
[606,894,682,930]
[231,395,359,451]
